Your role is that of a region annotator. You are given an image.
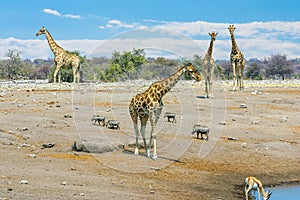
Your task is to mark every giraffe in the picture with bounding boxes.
[36,26,81,83]
[202,32,218,98]
[129,63,202,160]
[245,176,272,200]
[228,25,245,90]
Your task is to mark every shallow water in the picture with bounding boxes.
[267,185,300,200]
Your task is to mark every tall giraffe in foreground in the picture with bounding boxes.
[245,176,272,200]
[36,26,80,83]
[228,25,245,90]
[202,32,218,98]
[129,63,202,160]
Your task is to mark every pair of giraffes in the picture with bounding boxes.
[203,25,245,98]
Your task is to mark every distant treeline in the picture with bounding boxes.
[0,49,299,82]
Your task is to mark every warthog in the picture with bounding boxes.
[91,115,106,126]
[106,120,120,129]
[191,125,210,141]
[164,112,176,123]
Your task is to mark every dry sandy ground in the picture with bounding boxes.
[0,80,299,200]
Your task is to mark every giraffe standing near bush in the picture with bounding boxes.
[36,26,80,83]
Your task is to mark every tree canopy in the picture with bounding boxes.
[265,54,294,80]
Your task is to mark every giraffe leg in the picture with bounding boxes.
[58,71,61,84]
[153,136,157,160]
[148,107,162,160]
[232,62,237,91]
[241,76,244,90]
[53,66,61,84]
[205,79,208,98]
[148,123,156,159]
[240,68,244,90]
[202,70,207,98]
[148,110,155,159]
[129,108,139,155]
[154,107,162,159]
[237,66,241,90]
[72,63,80,84]
[140,116,148,155]
[209,80,214,98]
[209,70,214,98]
[147,126,153,159]
[73,67,77,84]
[134,121,139,156]
[77,67,80,84]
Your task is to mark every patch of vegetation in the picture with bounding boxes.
[0,49,299,82]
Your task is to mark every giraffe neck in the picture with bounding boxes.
[206,39,214,57]
[152,66,186,99]
[44,30,64,56]
[230,32,239,52]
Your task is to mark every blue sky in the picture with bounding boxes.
[1,0,300,60]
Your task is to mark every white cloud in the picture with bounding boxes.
[43,8,61,16]
[100,19,140,29]
[1,20,300,61]
[151,20,300,42]
[0,37,51,60]
[64,14,81,19]
[43,8,81,19]
[1,35,300,61]
[108,20,122,25]
[143,19,167,23]
[88,37,205,59]
[0,38,99,60]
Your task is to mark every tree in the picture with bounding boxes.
[214,64,224,80]
[265,54,294,80]
[3,49,24,79]
[192,54,203,72]
[245,62,264,80]
[86,57,109,81]
[218,60,232,80]
[36,65,51,79]
[103,49,146,81]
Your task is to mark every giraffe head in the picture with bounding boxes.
[183,63,202,82]
[36,26,46,36]
[228,25,236,34]
[209,32,218,41]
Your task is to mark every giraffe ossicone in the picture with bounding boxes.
[36,26,81,84]
[129,63,202,160]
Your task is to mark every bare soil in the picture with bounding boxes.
[0,80,299,200]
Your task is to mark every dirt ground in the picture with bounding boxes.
[0,80,299,200]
